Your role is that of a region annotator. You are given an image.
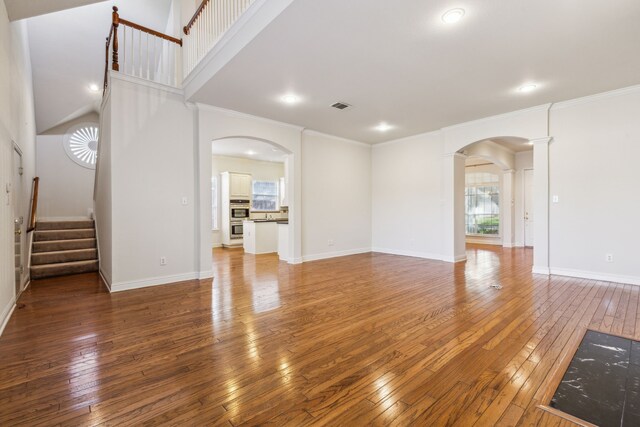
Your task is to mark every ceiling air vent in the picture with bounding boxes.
[331,102,352,110]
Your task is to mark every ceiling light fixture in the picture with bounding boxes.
[375,122,394,132]
[246,150,256,156]
[442,8,465,24]
[88,83,100,93]
[280,94,300,104]
[518,83,538,93]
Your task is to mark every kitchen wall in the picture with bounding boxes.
[211,155,285,247]
[36,112,97,219]
[301,131,371,261]
[372,131,444,259]
[0,9,37,335]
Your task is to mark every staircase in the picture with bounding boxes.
[30,220,98,279]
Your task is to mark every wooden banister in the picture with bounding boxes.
[119,18,183,45]
[27,177,39,233]
[184,0,210,35]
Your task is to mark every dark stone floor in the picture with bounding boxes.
[551,330,640,427]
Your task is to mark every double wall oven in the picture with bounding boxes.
[230,199,250,240]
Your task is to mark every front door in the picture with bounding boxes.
[13,147,23,295]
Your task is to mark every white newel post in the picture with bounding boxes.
[531,136,553,274]
[502,169,515,247]
[442,152,467,263]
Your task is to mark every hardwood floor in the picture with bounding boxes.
[0,244,634,425]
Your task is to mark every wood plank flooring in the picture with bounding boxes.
[0,244,633,425]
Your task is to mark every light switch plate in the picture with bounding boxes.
[552,195,559,203]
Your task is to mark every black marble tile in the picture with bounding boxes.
[551,330,640,427]
[631,341,640,366]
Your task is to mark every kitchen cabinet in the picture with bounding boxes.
[243,220,278,254]
[229,173,252,199]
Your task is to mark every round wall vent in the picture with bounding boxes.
[63,123,99,169]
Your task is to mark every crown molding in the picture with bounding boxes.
[373,129,443,148]
[551,84,640,110]
[442,104,552,132]
[195,104,304,132]
[302,129,371,148]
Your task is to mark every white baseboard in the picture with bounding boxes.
[99,269,112,292]
[0,296,17,337]
[372,247,443,261]
[110,272,200,292]
[549,268,640,286]
[198,270,214,280]
[302,248,371,263]
[466,238,502,246]
[532,266,550,275]
[289,257,303,264]
[442,254,467,263]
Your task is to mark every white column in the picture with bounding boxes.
[442,152,467,263]
[502,169,515,247]
[531,136,553,274]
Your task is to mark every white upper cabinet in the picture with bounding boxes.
[230,173,252,199]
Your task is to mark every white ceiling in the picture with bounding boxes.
[488,137,532,153]
[212,138,287,163]
[27,0,172,133]
[189,0,640,144]
[4,0,108,21]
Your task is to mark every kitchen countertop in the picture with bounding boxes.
[243,219,288,224]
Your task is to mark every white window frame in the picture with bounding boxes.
[251,180,279,212]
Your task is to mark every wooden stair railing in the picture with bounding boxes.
[27,177,39,233]
[103,6,183,93]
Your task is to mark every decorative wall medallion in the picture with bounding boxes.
[63,123,99,169]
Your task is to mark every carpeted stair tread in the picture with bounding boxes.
[32,248,98,266]
[34,228,95,242]
[31,260,98,280]
[36,220,94,230]
[32,238,96,253]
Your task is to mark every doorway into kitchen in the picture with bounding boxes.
[211,137,291,262]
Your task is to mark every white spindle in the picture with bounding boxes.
[123,26,126,75]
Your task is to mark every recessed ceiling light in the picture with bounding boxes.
[88,83,100,93]
[518,83,538,93]
[442,8,465,24]
[374,122,394,132]
[280,94,300,104]
[246,150,256,156]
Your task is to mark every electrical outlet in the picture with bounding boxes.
[606,254,613,263]
[328,239,335,246]
[160,256,167,266]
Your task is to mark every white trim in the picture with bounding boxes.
[196,104,303,131]
[551,84,640,110]
[532,266,550,275]
[198,270,214,280]
[302,129,371,148]
[110,272,200,292]
[483,139,516,156]
[443,254,468,263]
[372,129,443,147]
[99,269,111,292]
[0,297,17,337]
[372,247,443,261]
[549,268,640,286]
[529,136,553,145]
[301,248,371,263]
[288,257,303,264]
[110,71,184,96]
[466,237,502,246]
[442,104,553,132]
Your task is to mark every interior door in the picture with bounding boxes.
[524,169,534,247]
[13,147,23,295]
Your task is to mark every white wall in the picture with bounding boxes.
[301,131,371,261]
[0,6,36,334]
[548,88,640,284]
[372,131,444,259]
[99,74,196,291]
[36,113,97,219]
[211,155,284,247]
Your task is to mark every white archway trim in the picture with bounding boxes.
[442,152,468,263]
[530,136,553,275]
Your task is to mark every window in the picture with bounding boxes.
[63,123,99,169]
[252,180,278,211]
[465,172,500,235]
[211,176,218,230]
